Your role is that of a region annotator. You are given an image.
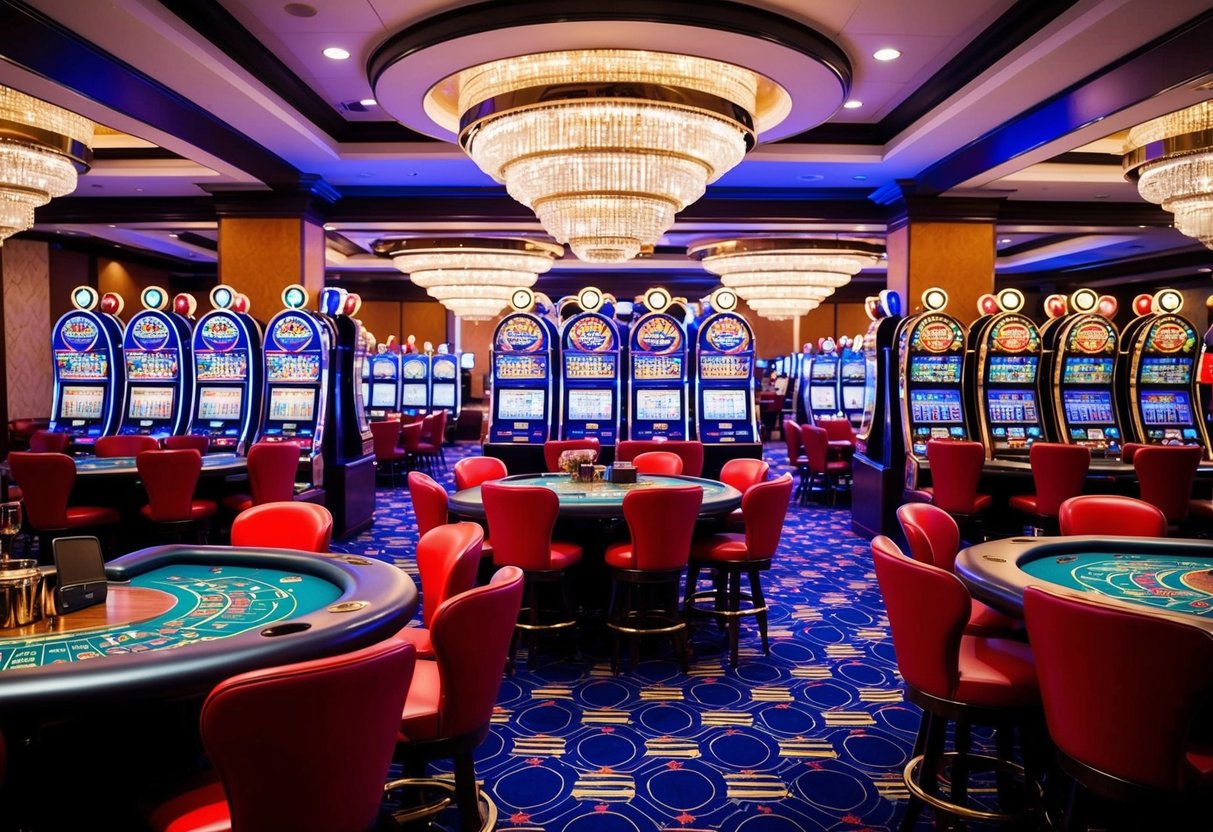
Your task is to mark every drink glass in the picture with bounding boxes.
[0,501,21,561]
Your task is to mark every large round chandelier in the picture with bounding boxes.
[0,86,93,243]
[373,237,564,321]
[1124,100,1213,249]
[688,238,882,321]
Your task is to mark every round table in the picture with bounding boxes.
[955,535,1213,629]
[72,452,246,481]
[448,473,742,520]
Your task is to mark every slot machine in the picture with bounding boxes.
[118,287,195,440]
[839,334,868,427]
[49,286,126,453]
[366,345,401,420]
[1039,289,1123,454]
[695,288,758,443]
[791,346,811,423]
[400,338,430,417]
[803,338,840,424]
[626,287,690,441]
[559,287,621,444]
[898,288,972,489]
[967,289,1046,460]
[429,344,462,417]
[489,288,558,443]
[851,290,903,538]
[1117,288,1211,456]
[188,286,262,454]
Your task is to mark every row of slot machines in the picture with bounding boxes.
[775,338,869,428]
[487,286,759,446]
[362,346,467,420]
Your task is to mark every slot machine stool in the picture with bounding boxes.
[906,440,992,542]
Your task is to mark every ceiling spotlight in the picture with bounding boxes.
[852,174,868,181]
[323,47,351,60]
[169,233,179,238]
[359,98,377,107]
[323,224,336,231]
[873,48,902,62]
[843,100,863,109]
[798,173,825,182]
[999,238,1012,244]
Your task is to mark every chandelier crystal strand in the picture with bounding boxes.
[1124,101,1213,249]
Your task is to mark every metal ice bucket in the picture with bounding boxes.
[0,559,43,628]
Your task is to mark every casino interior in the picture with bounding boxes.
[3,1,1213,830]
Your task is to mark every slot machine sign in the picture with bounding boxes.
[1148,320,1195,354]
[129,316,172,352]
[912,314,964,353]
[634,315,683,353]
[199,316,240,352]
[497,316,544,352]
[273,315,316,352]
[1072,320,1113,354]
[703,313,751,354]
[60,316,99,352]
[990,317,1038,354]
[567,315,615,352]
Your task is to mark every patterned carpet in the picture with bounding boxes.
[334,442,945,832]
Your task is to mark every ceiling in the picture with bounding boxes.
[2,0,1212,304]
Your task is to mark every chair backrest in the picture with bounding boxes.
[430,566,524,740]
[136,449,202,522]
[231,502,334,552]
[542,439,600,473]
[1120,442,1147,464]
[741,473,793,559]
[782,419,803,464]
[897,502,961,572]
[164,434,210,454]
[482,482,560,570]
[95,434,159,458]
[400,421,424,453]
[818,418,855,444]
[453,456,508,491]
[660,441,704,477]
[1028,442,1091,517]
[622,485,703,570]
[407,471,449,539]
[431,410,447,445]
[799,424,830,474]
[924,440,986,513]
[631,451,683,476]
[1058,495,1168,538]
[202,636,417,832]
[871,536,968,701]
[247,441,302,504]
[419,413,439,443]
[1024,586,1213,791]
[28,430,69,454]
[416,522,484,628]
[615,439,667,464]
[369,418,402,461]
[1134,445,1203,523]
[719,458,769,496]
[7,452,74,529]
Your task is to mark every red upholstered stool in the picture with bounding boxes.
[370,418,406,486]
[482,482,583,671]
[221,441,301,515]
[800,424,850,506]
[910,440,992,540]
[615,439,666,463]
[136,449,219,543]
[655,441,704,477]
[1059,495,1167,537]
[604,485,702,673]
[391,566,524,832]
[872,536,1042,831]
[686,473,793,668]
[542,438,600,473]
[147,637,416,832]
[95,434,158,458]
[1025,586,1213,828]
[453,456,507,491]
[407,471,449,540]
[230,502,333,553]
[782,419,808,499]
[631,451,683,476]
[718,458,769,530]
[163,435,210,454]
[399,420,424,471]
[1008,442,1091,533]
[28,430,69,454]
[399,523,483,660]
[7,452,119,563]
[897,503,1021,638]
[1134,445,1203,530]
[416,410,448,471]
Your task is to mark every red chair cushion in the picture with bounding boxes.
[221,494,253,514]
[953,636,1039,708]
[1185,742,1213,786]
[1190,500,1213,522]
[146,776,230,832]
[904,488,933,504]
[968,599,1023,637]
[398,626,434,660]
[481,540,494,560]
[550,541,583,570]
[6,486,21,502]
[399,659,441,742]
[691,533,749,562]
[1007,494,1039,515]
[140,500,218,522]
[65,505,120,527]
[825,460,850,474]
[604,542,634,569]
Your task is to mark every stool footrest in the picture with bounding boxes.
[904,751,1034,826]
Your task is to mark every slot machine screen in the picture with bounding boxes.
[567,389,613,421]
[1062,356,1113,385]
[460,352,476,369]
[401,385,428,407]
[841,360,865,382]
[987,390,1039,423]
[810,360,837,380]
[1141,391,1193,425]
[809,385,837,411]
[1139,356,1191,385]
[196,387,243,421]
[59,385,104,420]
[266,388,315,422]
[987,355,1037,384]
[1062,390,1115,424]
[127,387,175,420]
[371,384,397,408]
[495,354,547,379]
[633,354,682,380]
[909,354,962,383]
[843,386,865,411]
[702,390,749,421]
[635,390,681,421]
[431,385,456,408]
[497,389,545,420]
[909,390,964,424]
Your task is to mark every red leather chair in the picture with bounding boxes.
[657,441,704,478]
[1120,442,1147,464]
[909,440,992,539]
[782,419,808,498]
[686,473,793,668]
[800,423,850,506]
[370,418,406,485]
[1024,585,1213,826]
[542,438,600,473]
[453,456,507,491]
[28,430,69,454]
[1134,445,1203,526]
[94,434,159,458]
[136,449,219,543]
[818,418,857,462]
[1008,442,1090,530]
[407,471,450,541]
[230,502,333,553]
[482,482,583,670]
[615,439,667,463]
[399,420,424,470]
[148,637,417,832]
[399,522,484,660]
[896,503,1021,638]
[6,452,119,563]
[393,566,524,832]
[221,441,302,515]
[872,536,1040,830]
[604,485,703,673]
[718,457,770,529]
[1059,495,1168,538]
[164,435,210,454]
[416,410,448,471]
[631,451,683,476]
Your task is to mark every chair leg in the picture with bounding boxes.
[453,750,482,832]
[748,566,769,654]
[952,720,971,812]
[609,572,622,676]
[900,711,933,832]
[727,568,742,668]
[669,577,689,672]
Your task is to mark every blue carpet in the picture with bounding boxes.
[334,443,955,832]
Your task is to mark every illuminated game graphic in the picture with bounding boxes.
[128,387,175,421]
[195,353,247,381]
[1063,390,1115,425]
[266,353,321,382]
[567,389,613,421]
[1139,356,1190,385]
[696,307,757,443]
[987,355,1037,384]
[497,389,545,420]
[564,354,615,379]
[1062,357,1113,385]
[495,354,547,379]
[126,351,179,380]
[910,390,965,424]
[987,390,1039,424]
[371,384,397,408]
[431,385,456,408]
[56,351,107,380]
[810,385,836,412]
[197,387,243,421]
[632,355,681,380]
[401,385,428,407]
[59,386,105,420]
[1141,391,1193,426]
[635,390,681,421]
[701,389,749,421]
[909,354,962,383]
[267,388,315,422]
[699,354,750,379]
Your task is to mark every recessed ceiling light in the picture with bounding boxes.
[843,100,863,109]
[283,3,317,17]
[873,48,901,61]
[357,172,373,178]
[852,174,868,181]
[1138,225,1148,228]
[1199,267,1212,272]
[169,233,179,238]
[999,238,1012,244]
[1094,194,1109,199]
[797,173,824,182]
[134,187,144,192]
[323,47,350,60]
[359,98,377,107]
[107,224,115,228]
[323,224,336,231]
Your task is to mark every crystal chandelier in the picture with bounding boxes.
[373,238,564,321]
[688,238,882,321]
[0,86,93,243]
[455,50,761,264]
[1124,100,1213,249]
